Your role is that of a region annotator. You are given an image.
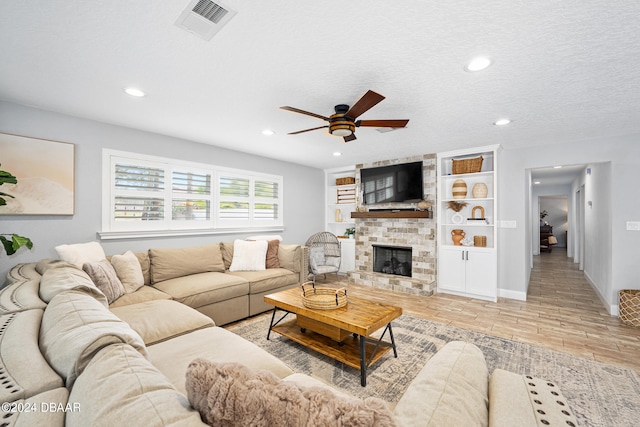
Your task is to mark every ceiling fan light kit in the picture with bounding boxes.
[280,90,409,143]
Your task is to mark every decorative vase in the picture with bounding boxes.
[452,179,467,199]
[472,182,488,198]
[451,229,466,246]
[451,211,464,224]
[335,209,342,222]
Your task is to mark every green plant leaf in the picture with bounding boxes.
[0,168,18,186]
[0,234,33,256]
[0,236,15,255]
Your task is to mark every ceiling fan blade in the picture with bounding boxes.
[343,133,357,143]
[345,90,385,119]
[280,106,330,121]
[287,125,329,135]
[357,119,409,128]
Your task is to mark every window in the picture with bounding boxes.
[102,150,283,235]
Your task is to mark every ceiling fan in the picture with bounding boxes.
[280,90,409,142]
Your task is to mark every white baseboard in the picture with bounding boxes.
[498,288,527,301]
[584,272,618,316]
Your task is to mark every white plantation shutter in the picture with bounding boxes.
[104,150,282,233]
[216,172,282,226]
[171,169,212,222]
[254,180,279,220]
[113,162,166,226]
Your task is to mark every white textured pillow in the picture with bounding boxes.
[111,250,144,294]
[55,242,106,268]
[229,239,268,272]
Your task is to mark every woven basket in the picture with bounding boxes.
[336,177,355,185]
[452,156,483,174]
[474,235,487,247]
[619,289,640,327]
[301,282,347,310]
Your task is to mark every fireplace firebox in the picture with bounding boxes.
[373,245,412,277]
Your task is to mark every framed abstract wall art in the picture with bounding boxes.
[0,133,75,215]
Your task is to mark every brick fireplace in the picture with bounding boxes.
[347,154,437,296]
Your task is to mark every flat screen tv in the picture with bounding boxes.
[360,161,423,204]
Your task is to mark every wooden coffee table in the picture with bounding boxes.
[264,286,402,386]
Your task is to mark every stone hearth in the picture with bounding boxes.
[348,217,436,296]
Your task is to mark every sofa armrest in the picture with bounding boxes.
[277,244,308,283]
[394,341,489,426]
[489,369,578,427]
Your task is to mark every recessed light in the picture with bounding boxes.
[465,57,492,72]
[494,118,511,126]
[534,181,541,185]
[124,87,146,97]
[333,152,342,157]
[262,129,275,136]
[553,165,563,169]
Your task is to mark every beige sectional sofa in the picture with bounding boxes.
[107,241,307,326]
[0,253,578,426]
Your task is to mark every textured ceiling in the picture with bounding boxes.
[1,1,639,169]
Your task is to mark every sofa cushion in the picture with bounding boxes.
[227,268,299,294]
[150,244,225,283]
[277,243,302,273]
[54,241,106,268]
[67,343,206,427]
[185,360,396,427]
[82,260,125,304]
[0,310,63,402]
[229,239,268,271]
[0,387,69,427]
[0,264,46,314]
[220,241,234,270]
[40,290,147,388]
[489,369,578,427]
[153,272,248,309]
[147,326,293,395]
[111,299,214,345]
[108,285,172,308]
[265,239,281,268]
[39,262,108,307]
[111,250,145,293]
[394,341,489,427]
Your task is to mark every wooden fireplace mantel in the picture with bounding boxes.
[351,211,432,219]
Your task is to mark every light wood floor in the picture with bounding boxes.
[319,248,640,373]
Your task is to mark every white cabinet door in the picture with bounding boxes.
[339,239,356,273]
[438,247,466,292]
[464,249,497,298]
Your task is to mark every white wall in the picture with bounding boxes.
[498,135,639,314]
[0,102,325,279]
[583,162,613,310]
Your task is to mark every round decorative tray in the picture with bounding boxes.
[301,282,347,310]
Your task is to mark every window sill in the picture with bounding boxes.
[98,226,285,241]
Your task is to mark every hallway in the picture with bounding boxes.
[343,248,640,372]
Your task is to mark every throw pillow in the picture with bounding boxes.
[110,250,144,294]
[55,241,107,268]
[185,359,396,427]
[265,239,281,269]
[229,239,268,272]
[82,260,125,304]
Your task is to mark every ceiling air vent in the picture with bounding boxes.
[175,0,237,41]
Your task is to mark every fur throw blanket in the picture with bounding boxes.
[186,359,396,427]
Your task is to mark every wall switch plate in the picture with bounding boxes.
[501,220,517,228]
[627,221,640,231]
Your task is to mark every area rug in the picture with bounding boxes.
[227,312,640,427]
